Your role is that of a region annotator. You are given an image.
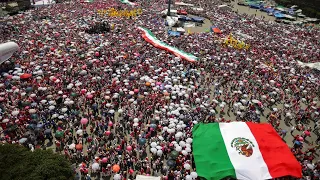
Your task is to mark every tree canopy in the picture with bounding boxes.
[274,0,320,19]
[0,144,74,180]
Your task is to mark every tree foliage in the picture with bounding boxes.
[0,144,73,180]
[274,0,320,19]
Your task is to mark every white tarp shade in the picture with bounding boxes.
[297,61,320,71]
[166,16,178,27]
[136,175,161,180]
[284,14,295,20]
[192,7,204,11]
[184,22,196,27]
[175,2,194,6]
[161,9,177,15]
[177,27,185,32]
[8,2,18,7]
[276,7,285,11]
[0,42,19,65]
[33,0,56,7]
[218,5,232,11]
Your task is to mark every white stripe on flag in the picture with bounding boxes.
[219,122,272,180]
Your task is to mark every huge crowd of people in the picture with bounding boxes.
[0,0,319,179]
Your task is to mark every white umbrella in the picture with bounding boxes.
[76,129,83,135]
[150,147,157,154]
[157,149,163,156]
[184,163,191,170]
[185,175,192,180]
[252,99,260,104]
[113,174,121,180]
[191,172,198,178]
[241,99,246,104]
[92,162,100,170]
[150,142,157,148]
[2,119,9,123]
[307,163,314,170]
[185,147,192,153]
[186,138,193,144]
[79,70,87,75]
[179,140,186,147]
[61,108,68,113]
[49,100,55,104]
[11,110,19,116]
[175,146,182,152]
[69,143,75,149]
[175,132,183,138]
[41,100,47,104]
[28,109,36,114]
[158,136,164,141]
[181,150,188,156]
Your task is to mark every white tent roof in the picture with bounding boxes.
[136,175,161,180]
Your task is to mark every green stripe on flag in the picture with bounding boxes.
[193,123,236,180]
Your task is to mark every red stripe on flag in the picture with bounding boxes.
[246,122,302,178]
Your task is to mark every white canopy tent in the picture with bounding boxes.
[136,175,161,180]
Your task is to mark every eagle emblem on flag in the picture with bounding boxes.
[231,137,254,157]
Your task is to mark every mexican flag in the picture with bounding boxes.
[119,0,136,6]
[138,27,198,63]
[193,122,302,180]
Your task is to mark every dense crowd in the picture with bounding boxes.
[0,0,319,179]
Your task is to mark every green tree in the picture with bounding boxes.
[0,144,74,180]
[274,0,320,19]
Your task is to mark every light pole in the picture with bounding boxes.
[167,0,171,16]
